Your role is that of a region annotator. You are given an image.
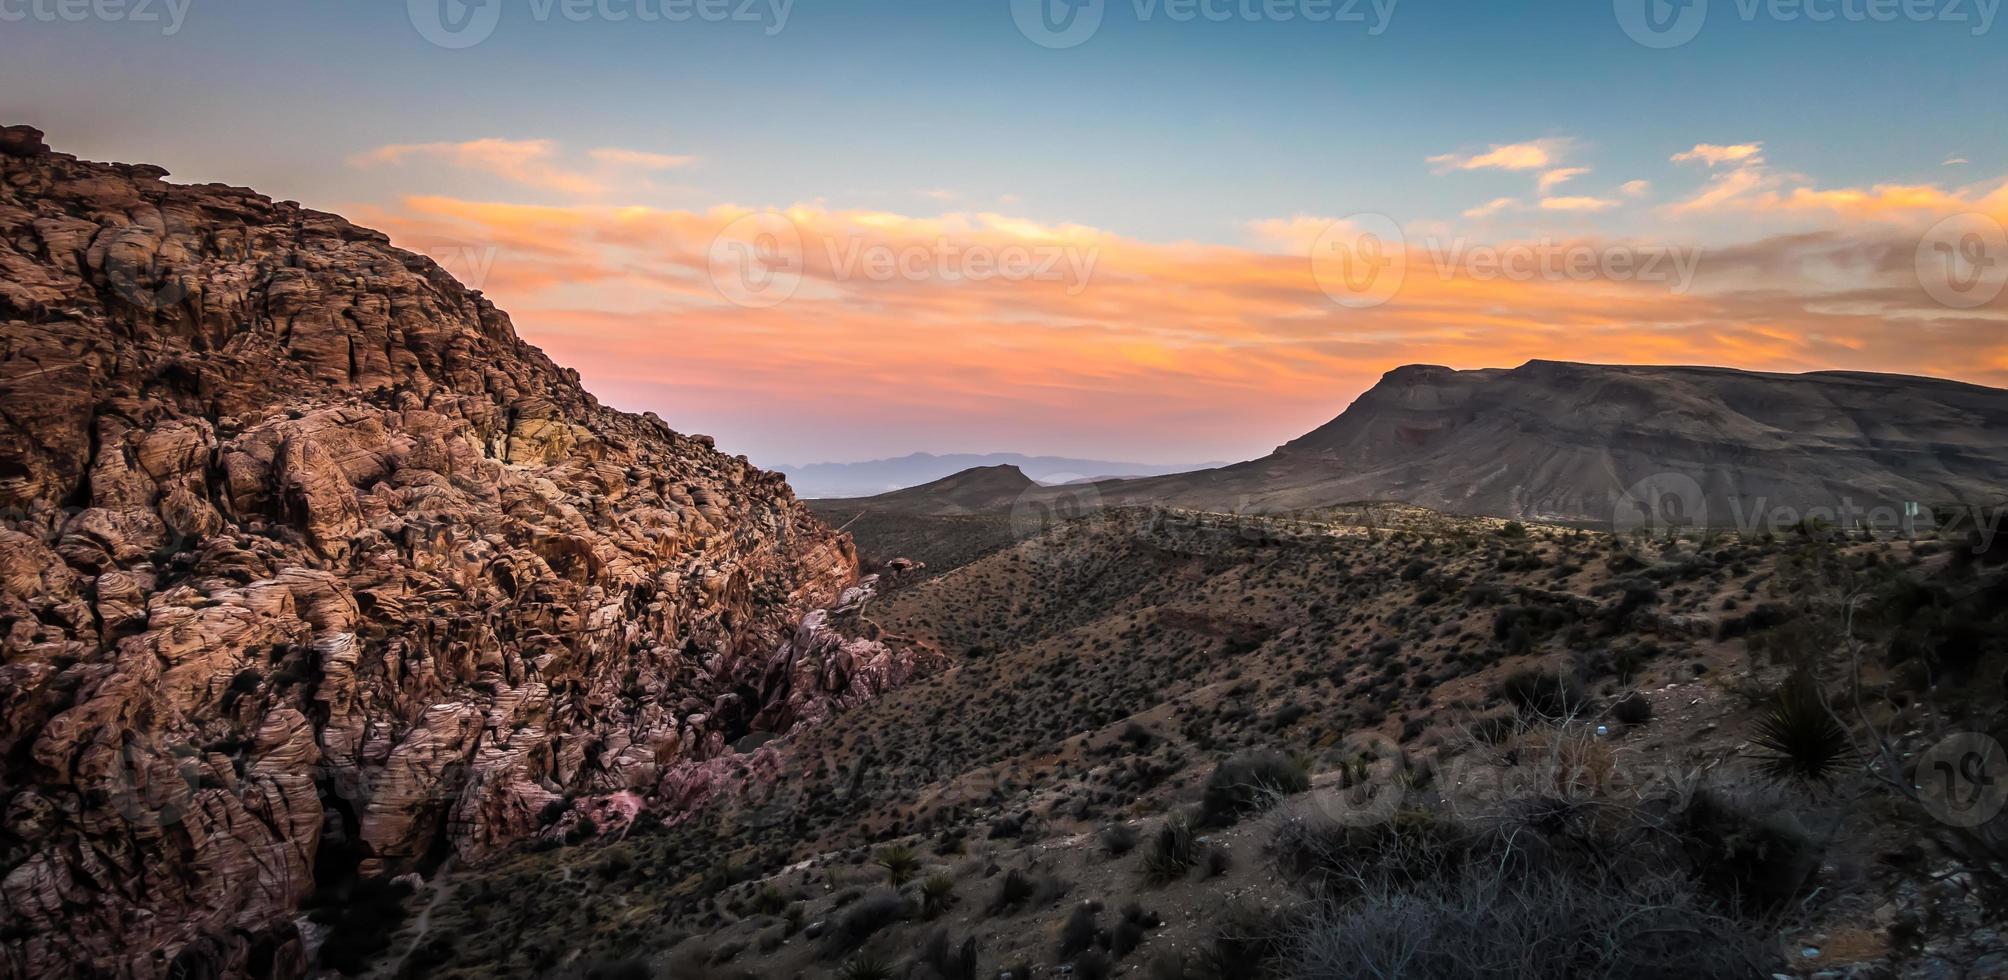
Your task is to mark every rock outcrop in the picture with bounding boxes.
[0,126,893,978]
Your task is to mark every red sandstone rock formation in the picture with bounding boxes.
[0,126,904,978]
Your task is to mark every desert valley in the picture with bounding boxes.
[1,123,2005,980]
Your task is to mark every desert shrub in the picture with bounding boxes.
[1286,867,1771,979]
[1674,786,1819,913]
[1716,602,1794,640]
[1270,701,1309,729]
[1059,902,1100,957]
[825,889,907,953]
[1202,843,1232,877]
[538,798,570,827]
[1491,669,1587,718]
[308,875,414,974]
[1140,811,1200,883]
[989,869,1036,913]
[1611,578,1661,620]
[750,885,789,916]
[1747,678,1854,784]
[1200,751,1309,825]
[915,929,978,980]
[1111,906,1151,958]
[1100,823,1140,856]
[1270,805,1469,901]
[1120,722,1157,749]
[1073,950,1113,980]
[1491,605,1570,654]
[1611,690,1653,725]
[1200,901,1294,978]
[1468,713,1517,744]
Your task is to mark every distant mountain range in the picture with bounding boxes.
[829,361,2008,528]
[777,452,1222,499]
[814,464,1041,516]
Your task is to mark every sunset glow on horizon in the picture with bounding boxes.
[8,0,2004,465]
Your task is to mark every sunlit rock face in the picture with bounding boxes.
[0,125,883,979]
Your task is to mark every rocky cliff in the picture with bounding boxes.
[0,126,904,978]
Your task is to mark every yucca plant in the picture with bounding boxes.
[837,951,896,980]
[875,844,920,886]
[918,871,956,918]
[1748,678,1854,784]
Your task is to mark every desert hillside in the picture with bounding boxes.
[400,503,2008,979]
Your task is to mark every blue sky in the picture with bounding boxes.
[7,0,1998,241]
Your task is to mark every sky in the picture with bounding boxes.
[3,0,2005,466]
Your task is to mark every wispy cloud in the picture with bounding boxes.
[351,138,695,197]
[1537,167,1589,193]
[1427,139,1571,173]
[1463,197,1521,219]
[1539,195,1620,212]
[588,147,697,170]
[1668,141,2008,219]
[1671,142,1765,167]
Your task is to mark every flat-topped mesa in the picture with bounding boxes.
[0,130,906,978]
[1093,360,2008,522]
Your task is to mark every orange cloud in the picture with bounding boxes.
[1428,139,1570,173]
[1538,168,1589,193]
[1672,142,1764,166]
[355,192,2008,463]
[1540,196,1620,212]
[1665,140,2008,221]
[1749,181,2008,219]
[587,147,697,170]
